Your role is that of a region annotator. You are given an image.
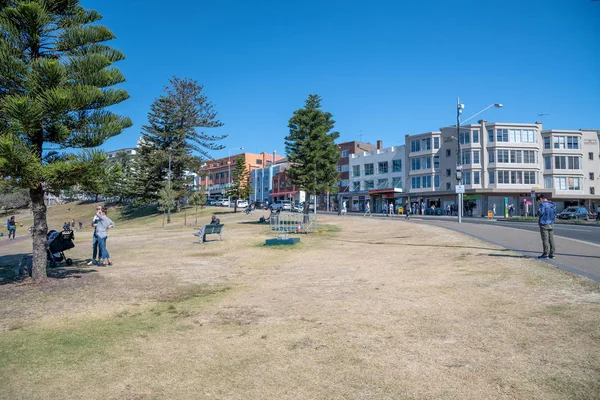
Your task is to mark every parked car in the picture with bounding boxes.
[270,200,292,211]
[236,200,248,208]
[292,204,304,213]
[205,200,216,206]
[253,201,269,210]
[215,200,223,206]
[557,206,589,220]
[221,199,230,207]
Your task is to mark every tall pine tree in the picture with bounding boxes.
[136,77,225,206]
[285,95,340,216]
[225,156,250,212]
[0,1,132,281]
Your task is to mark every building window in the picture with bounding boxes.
[364,163,374,175]
[567,136,579,149]
[544,137,551,149]
[392,159,402,172]
[523,150,536,163]
[591,187,596,195]
[496,129,509,142]
[567,156,581,169]
[336,165,341,172]
[377,178,388,188]
[392,177,402,188]
[523,171,536,185]
[364,180,374,190]
[554,177,581,191]
[352,181,361,191]
[352,165,361,177]
[553,136,566,149]
[378,161,388,174]
[488,129,494,142]
[544,156,552,169]
[463,171,471,185]
[461,151,471,165]
[410,140,421,152]
[459,131,470,145]
[489,170,495,184]
[434,156,440,169]
[256,159,263,164]
[422,175,432,188]
[509,129,536,143]
[544,176,552,189]
[411,177,421,189]
[411,158,421,171]
[446,182,451,190]
[422,138,431,150]
[424,157,432,169]
[497,150,509,163]
[590,172,595,181]
[434,175,440,188]
[446,149,451,157]
[473,130,479,143]
[473,171,480,185]
[446,169,451,177]
[510,150,522,163]
[473,151,480,164]
[340,164,348,172]
[342,150,350,157]
[497,170,509,184]
[511,170,522,184]
[433,137,440,149]
[488,150,495,163]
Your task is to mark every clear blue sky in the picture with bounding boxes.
[83,0,600,159]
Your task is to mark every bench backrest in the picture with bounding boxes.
[204,224,224,234]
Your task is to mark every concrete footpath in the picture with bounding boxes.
[413,218,600,283]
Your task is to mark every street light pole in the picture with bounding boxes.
[456,98,464,224]
[228,147,244,207]
[167,152,172,223]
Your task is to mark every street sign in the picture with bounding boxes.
[455,185,465,194]
[530,189,536,197]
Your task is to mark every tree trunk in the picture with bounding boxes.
[162,211,165,228]
[195,204,198,226]
[184,206,187,226]
[30,184,48,282]
[95,193,98,202]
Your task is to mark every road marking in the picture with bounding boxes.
[554,227,590,232]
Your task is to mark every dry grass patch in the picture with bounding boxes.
[0,205,599,399]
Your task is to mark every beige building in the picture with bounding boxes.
[402,122,599,217]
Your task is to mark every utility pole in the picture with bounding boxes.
[167,152,172,224]
[456,98,464,224]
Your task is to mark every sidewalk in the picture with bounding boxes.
[419,219,600,283]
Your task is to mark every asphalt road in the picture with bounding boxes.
[409,215,600,245]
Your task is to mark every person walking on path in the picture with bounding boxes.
[95,206,115,266]
[536,194,556,259]
[87,206,102,265]
[6,216,17,240]
[405,202,410,220]
[364,201,371,217]
[388,201,394,217]
[341,201,347,216]
[596,204,600,221]
[382,202,387,216]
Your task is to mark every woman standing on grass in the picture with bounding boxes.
[95,206,115,266]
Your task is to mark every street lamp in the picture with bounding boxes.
[167,148,173,223]
[454,98,502,224]
[228,147,244,207]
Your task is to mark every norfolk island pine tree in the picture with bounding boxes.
[285,94,340,221]
[0,1,132,281]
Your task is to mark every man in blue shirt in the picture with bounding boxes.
[536,194,556,259]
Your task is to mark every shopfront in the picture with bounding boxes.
[368,188,403,213]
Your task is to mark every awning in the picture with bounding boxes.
[268,191,298,197]
[368,188,403,195]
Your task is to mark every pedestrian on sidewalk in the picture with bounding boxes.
[536,194,556,259]
[364,201,371,217]
[405,201,410,220]
[6,216,17,240]
[388,201,394,217]
[596,203,600,221]
[88,205,102,265]
[382,202,388,216]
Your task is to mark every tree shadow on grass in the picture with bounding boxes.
[0,254,98,285]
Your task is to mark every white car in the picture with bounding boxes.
[236,200,248,208]
[220,200,230,207]
[270,200,292,211]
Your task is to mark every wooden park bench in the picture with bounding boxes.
[193,224,224,243]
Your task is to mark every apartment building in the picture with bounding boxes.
[349,143,405,212]
[200,152,283,201]
[249,158,306,204]
[400,121,599,217]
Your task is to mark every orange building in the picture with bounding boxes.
[200,152,284,200]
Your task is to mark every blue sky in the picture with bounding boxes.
[83,0,600,159]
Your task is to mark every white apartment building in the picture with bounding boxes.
[349,145,405,212]
[400,121,599,217]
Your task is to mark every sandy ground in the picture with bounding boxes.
[1,210,599,399]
